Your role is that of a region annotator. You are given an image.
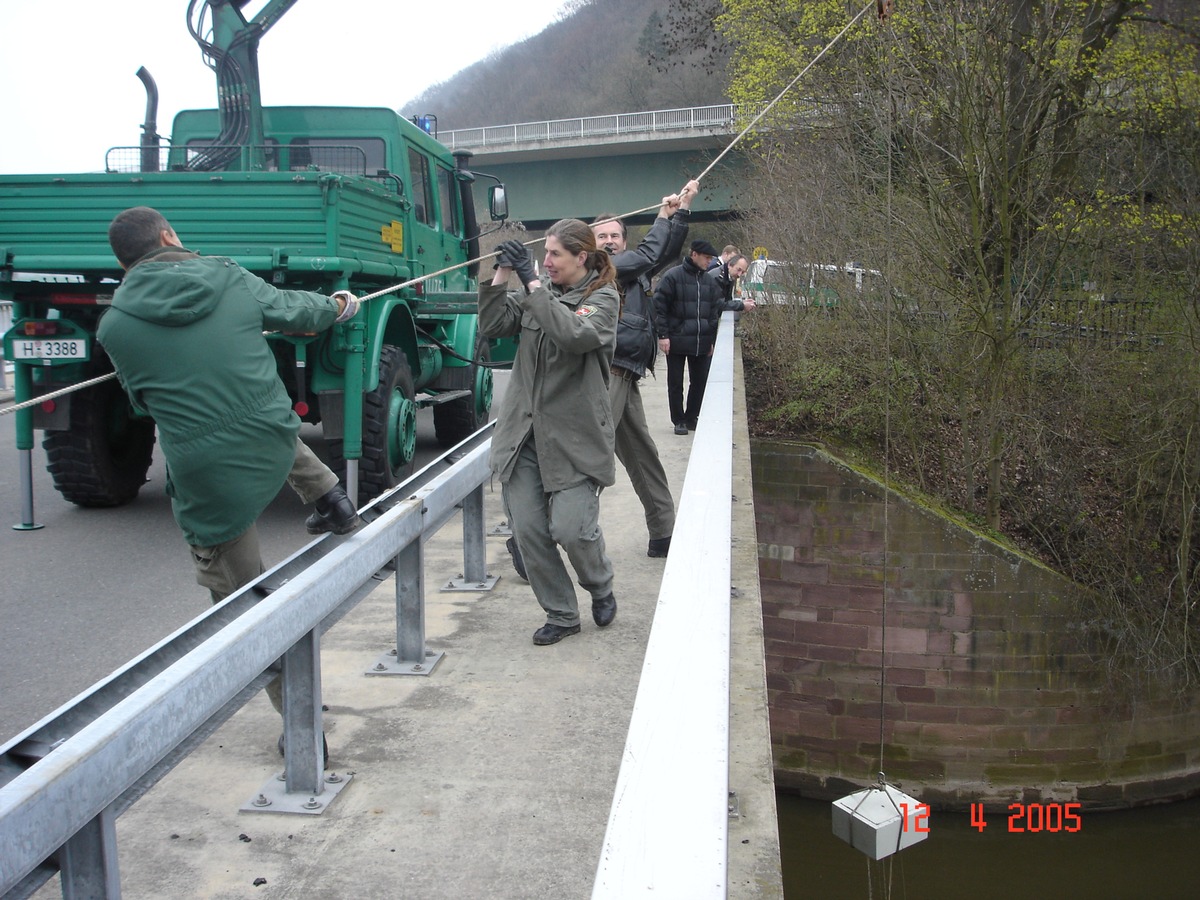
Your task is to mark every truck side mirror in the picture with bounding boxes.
[488,185,508,221]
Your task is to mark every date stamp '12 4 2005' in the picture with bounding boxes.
[967,802,1083,833]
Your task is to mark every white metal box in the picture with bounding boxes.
[831,785,929,860]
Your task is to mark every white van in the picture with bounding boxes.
[743,259,881,306]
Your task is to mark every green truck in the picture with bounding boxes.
[1,0,510,513]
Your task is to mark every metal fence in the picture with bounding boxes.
[1020,297,1166,352]
[442,104,739,151]
[103,144,370,176]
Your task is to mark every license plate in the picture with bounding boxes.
[9,338,88,360]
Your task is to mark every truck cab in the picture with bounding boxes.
[150,106,481,293]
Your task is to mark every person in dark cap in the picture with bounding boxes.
[592,179,698,558]
[652,239,727,434]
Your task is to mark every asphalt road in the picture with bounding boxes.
[0,381,505,744]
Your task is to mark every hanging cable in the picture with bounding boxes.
[878,0,897,783]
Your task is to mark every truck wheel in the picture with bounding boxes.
[433,338,492,447]
[43,377,156,508]
[330,345,417,505]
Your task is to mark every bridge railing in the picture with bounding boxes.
[443,104,739,150]
[593,314,736,898]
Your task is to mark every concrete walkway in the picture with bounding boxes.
[31,344,780,899]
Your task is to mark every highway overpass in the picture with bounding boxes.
[438,105,752,229]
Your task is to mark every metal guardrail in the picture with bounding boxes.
[103,144,371,176]
[593,314,735,898]
[0,321,741,898]
[442,104,739,151]
[0,426,496,897]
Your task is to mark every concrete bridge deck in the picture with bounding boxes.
[24,342,780,899]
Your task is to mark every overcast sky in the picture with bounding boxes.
[0,0,571,174]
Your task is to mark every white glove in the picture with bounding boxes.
[332,290,360,323]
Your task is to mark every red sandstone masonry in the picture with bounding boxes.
[754,441,1200,808]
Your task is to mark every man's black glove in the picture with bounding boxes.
[496,239,537,288]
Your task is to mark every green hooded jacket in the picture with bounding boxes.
[97,246,340,546]
[479,271,619,490]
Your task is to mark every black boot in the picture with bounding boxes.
[592,593,617,627]
[305,486,360,535]
[506,536,529,581]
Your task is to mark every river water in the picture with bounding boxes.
[777,790,1200,898]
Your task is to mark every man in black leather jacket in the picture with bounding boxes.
[713,253,756,312]
[591,178,698,557]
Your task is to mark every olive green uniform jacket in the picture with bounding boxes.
[97,246,340,546]
[479,272,619,491]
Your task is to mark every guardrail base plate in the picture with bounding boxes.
[365,649,445,676]
[441,573,499,592]
[240,771,353,815]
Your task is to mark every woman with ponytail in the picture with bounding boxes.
[479,219,621,645]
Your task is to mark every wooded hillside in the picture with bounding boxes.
[400,0,730,128]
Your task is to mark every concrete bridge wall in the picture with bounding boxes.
[752,441,1200,810]
[469,149,747,231]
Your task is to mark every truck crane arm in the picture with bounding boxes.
[185,0,301,171]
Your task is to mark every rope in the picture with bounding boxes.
[696,0,877,182]
[1,0,881,416]
[0,370,117,417]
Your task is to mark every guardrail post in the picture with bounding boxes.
[365,539,445,675]
[396,540,426,668]
[57,805,120,899]
[12,355,45,531]
[282,630,325,795]
[442,484,498,593]
[243,627,352,814]
[460,485,487,584]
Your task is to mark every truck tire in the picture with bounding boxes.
[329,345,417,505]
[433,338,492,447]
[43,377,156,508]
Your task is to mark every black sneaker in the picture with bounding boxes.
[306,486,360,535]
[506,536,529,581]
[647,536,671,557]
[673,422,688,435]
[686,419,698,431]
[532,623,581,645]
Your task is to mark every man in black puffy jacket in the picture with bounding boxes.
[653,239,725,434]
[592,178,697,557]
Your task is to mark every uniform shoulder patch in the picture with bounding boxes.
[575,305,597,317]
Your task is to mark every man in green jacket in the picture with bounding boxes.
[98,206,359,608]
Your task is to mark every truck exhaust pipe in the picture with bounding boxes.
[136,66,160,173]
